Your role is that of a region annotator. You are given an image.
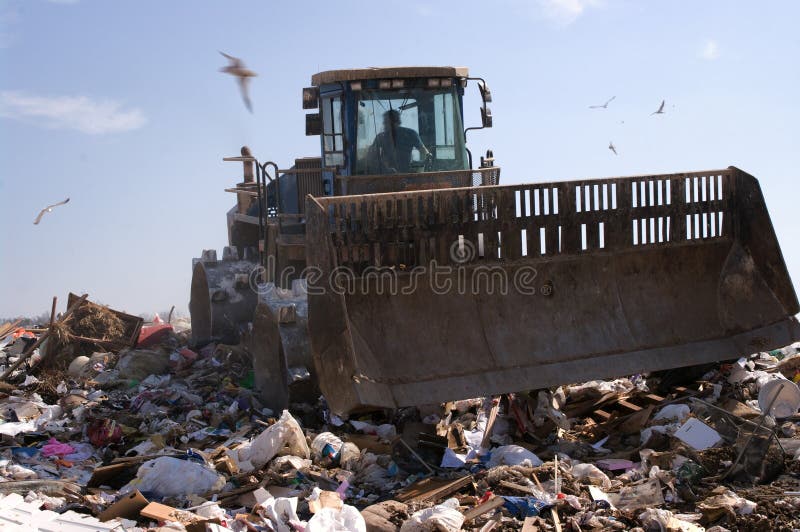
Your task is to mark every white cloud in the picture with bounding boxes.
[0,91,147,134]
[700,39,720,60]
[537,0,600,25]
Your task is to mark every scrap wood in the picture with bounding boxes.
[462,496,505,523]
[480,395,501,450]
[563,391,619,419]
[499,480,537,495]
[88,461,141,488]
[521,516,537,532]
[0,479,82,498]
[530,473,561,532]
[396,475,473,503]
[0,294,88,381]
[591,404,655,436]
[44,296,57,360]
[202,480,265,501]
[0,319,23,341]
[396,435,436,474]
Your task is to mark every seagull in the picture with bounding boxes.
[589,96,616,109]
[33,198,69,225]
[608,142,618,155]
[219,51,258,112]
[651,99,666,115]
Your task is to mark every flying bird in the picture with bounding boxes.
[219,51,258,112]
[608,142,618,155]
[651,99,666,115]
[589,96,616,109]
[33,198,70,225]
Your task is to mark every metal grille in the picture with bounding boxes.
[309,168,736,272]
[474,167,499,187]
[336,167,500,196]
[294,157,325,214]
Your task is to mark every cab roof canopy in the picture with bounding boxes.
[311,66,469,86]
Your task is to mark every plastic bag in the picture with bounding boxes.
[571,462,612,489]
[339,442,361,471]
[502,496,551,518]
[236,410,310,472]
[122,456,225,498]
[307,504,366,532]
[256,496,301,532]
[401,498,465,532]
[638,508,704,532]
[653,404,690,422]
[41,438,75,458]
[486,445,543,468]
[349,420,397,440]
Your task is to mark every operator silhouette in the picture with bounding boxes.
[368,110,430,173]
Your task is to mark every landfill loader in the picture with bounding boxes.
[190,66,800,415]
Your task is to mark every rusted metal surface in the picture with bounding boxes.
[189,248,258,345]
[305,166,800,414]
[336,167,500,196]
[311,66,469,86]
[248,282,316,412]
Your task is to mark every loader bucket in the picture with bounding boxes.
[305,167,800,415]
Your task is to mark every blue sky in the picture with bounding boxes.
[1,0,798,317]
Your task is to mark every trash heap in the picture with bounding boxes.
[1,296,800,531]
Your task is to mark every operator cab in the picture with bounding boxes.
[304,66,494,194]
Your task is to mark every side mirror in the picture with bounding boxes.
[480,107,493,128]
[302,87,319,109]
[479,82,492,103]
[305,113,321,136]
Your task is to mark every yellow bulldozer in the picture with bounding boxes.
[190,66,799,415]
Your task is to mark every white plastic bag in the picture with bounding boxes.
[638,508,704,531]
[486,445,543,468]
[312,432,344,463]
[256,496,301,532]
[653,404,690,422]
[349,420,397,440]
[122,456,225,498]
[307,504,366,532]
[236,410,310,472]
[401,498,464,532]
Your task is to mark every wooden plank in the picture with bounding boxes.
[480,396,501,450]
[521,516,538,532]
[396,475,472,504]
[499,480,537,495]
[642,393,666,403]
[462,496,505,523]
[551,507,563,532]
[592,409,613,422]
[617,399,643,412]
[0,319,22,341]
[1,294,88,381]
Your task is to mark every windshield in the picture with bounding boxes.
[354,86,468,175]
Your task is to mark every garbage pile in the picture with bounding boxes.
[1,295,800,531]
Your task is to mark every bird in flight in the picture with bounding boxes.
[33,198,70,225]
[608,142,618,155]
[219,51,258,112]
[589,96,616,109]
[651,99,666,115]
